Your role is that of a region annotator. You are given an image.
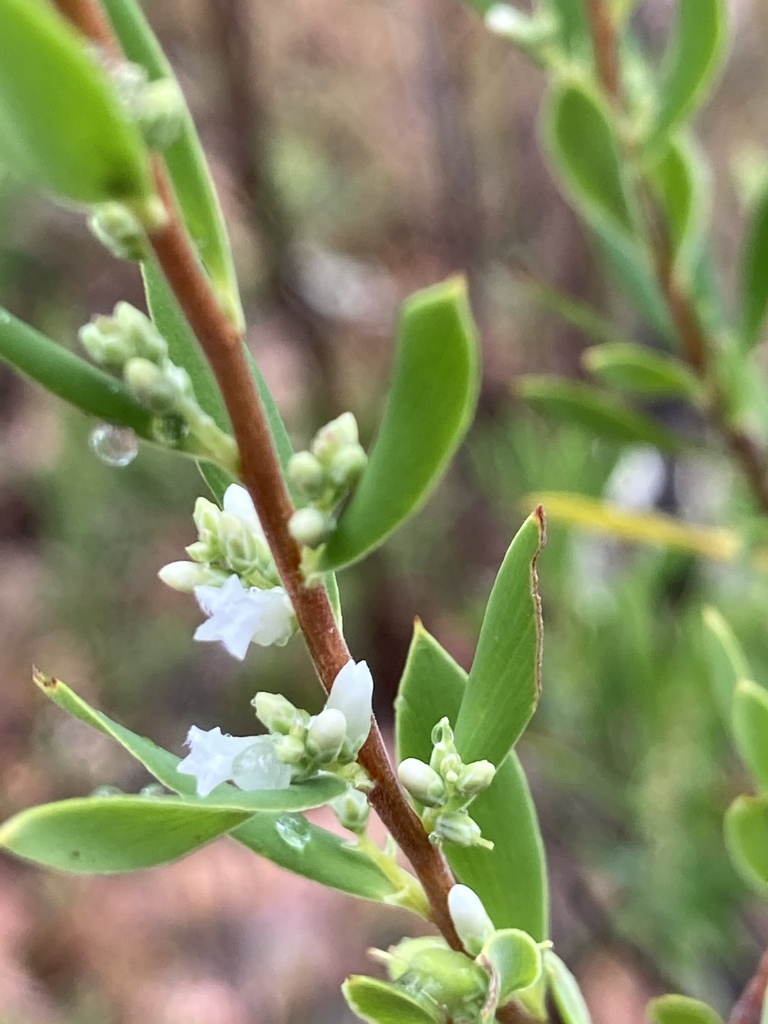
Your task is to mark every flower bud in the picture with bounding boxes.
[311,412,359,464]
[79,315,134,368]
[455,759,496,798]
[274,734,307,766]
[219,511,265,574]
[114,302,168,364]
[193,497,222,538]
[124,357,180,413]
[252,692,301,735]
[431,811,493,850]
[288,507,335,549]
[398,757,447,808]
[447,884,495,956]
[331,788,370,834]
[158,560,227,592]
[88,203,148,262]
[328,444,367,490]
[306,708,347,764]
[136,79,185,150]
[287,451,327,500]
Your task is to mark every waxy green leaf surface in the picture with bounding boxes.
[321,278,480,571]
[648,995,724,1024]
[740,182,768,351]
[732,680,768,793]
[545,951,593,1024]
[342,977,440,1024]
[725,795,768,897]
[583,343,702,402]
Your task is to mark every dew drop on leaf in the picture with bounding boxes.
[88,423,139,466]
[275,813,311,850]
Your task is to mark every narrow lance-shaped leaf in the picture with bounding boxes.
[701,607,752,725]
[548,0,589,55]
[0,797,253,874]
[34,673,393,901]
[518,376,685,452]
[321,277,480,572]
[0,0,152,205]
[102,0,243,326]
[646,0,728,151]
[544,81,634,234]
[732,680,768,794]
[582,343,703,402]
[739,182,768,351]
[455,510,545,764]
[725,795,768,897]
[544,951,593,1024]
[648,995,724,1024]
[395,623,549,940]
[342,977,440,1024]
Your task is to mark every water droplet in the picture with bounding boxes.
[0,310,11,325]
[275,813,311,851]
[88,423,139,466]
[91,785,123,798]
[139,783,166,798]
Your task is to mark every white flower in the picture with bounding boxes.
[178,726,291,797]
[326,659,374,755]
[194,574,294,659]
[222,483,264,534]
[447,884,495,955]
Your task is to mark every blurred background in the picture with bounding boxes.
[2,0,768,1020]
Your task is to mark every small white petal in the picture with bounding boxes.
[223,484,263,533]
[178,726,260,797]
[447,884,495,955]
[193,577,295,660]
[326,659,373,751]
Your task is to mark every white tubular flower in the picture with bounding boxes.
[447,884,496,956]
[194,575,294,660]
[326,659,374,755]
[178,726,291,797]
[222,483,265,536]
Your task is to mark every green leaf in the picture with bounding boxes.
[0,0,152,205]
[0,796,251,873]
[646,0,728,150]
[342,977,440,1024]
[646,133,712,284]
[101,0,242,326]
[0,308,153,436]
[582,343,702,401]
[648,995,724,1024]
[732,680,768,793]
[35,673,392,900]
[395,623,549,940]
[518,376,685,452]
[725,795,768,896]
[480,929,542,1004]
[455,511,545,764]
[701,607,751,725]
[544,951,592,1024]
[739,182,768,351]
[320,277,480,572]
[548,0,589,55]
[544,81,633,234]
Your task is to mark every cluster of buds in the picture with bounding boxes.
[287,412,367,549]
[109,60,185,152]
[398,718,496,850]
[253,660,374,784]
[79,302,238,470]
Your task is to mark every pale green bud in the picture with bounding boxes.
[328,444,367,490]
[157,560,227,592]
[398,758,447,808]
[136,79,185,150]
[88,202,148,262]
[219,511,264,574]
[447,884,495,956]
[124,357,180,414]
[287,451,327,499]
[252,692,301,735]
[330,788,370,834]
[193,497,222,538]
[274,734,307,766]
[79,315,134,368]
[186,539,216,563]
[429,717,461,776]
[306,708,347,764]
[114,302,168,364]
[456,759,496,798]
[288,508,335,549]
[311,412,359,464]
[431,811,492,849]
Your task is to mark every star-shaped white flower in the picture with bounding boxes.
[325,659,374,755]
[194,574,295,660]
[178,725,291,797]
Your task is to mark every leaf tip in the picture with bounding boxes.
[33,667,58,692]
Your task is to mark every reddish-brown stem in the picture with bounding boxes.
[584,0,620,102]
[53,0,461,953]
[730,948,768,1024]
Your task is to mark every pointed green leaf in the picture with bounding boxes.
[544,82,633,234]
[583,343,702,402]
[648,995,724,1024]
[320,277,480,572]
[733,681,768,794]
[739,182,768,351]
[455,511,545,764]
[342,977,440,1024]
[725,795,768,896]
[102,0,242,326]
[548,0,589,55]
[480,929,542,1004]
[518,376,685,452]
[35,673,391,900]
[701,607,751,724]
[0,796,252,873]
[545,951,593,1024]
[647,0,728,150]
[0,0,152,205]
[395,623,548,940]
[0,308,153,436]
